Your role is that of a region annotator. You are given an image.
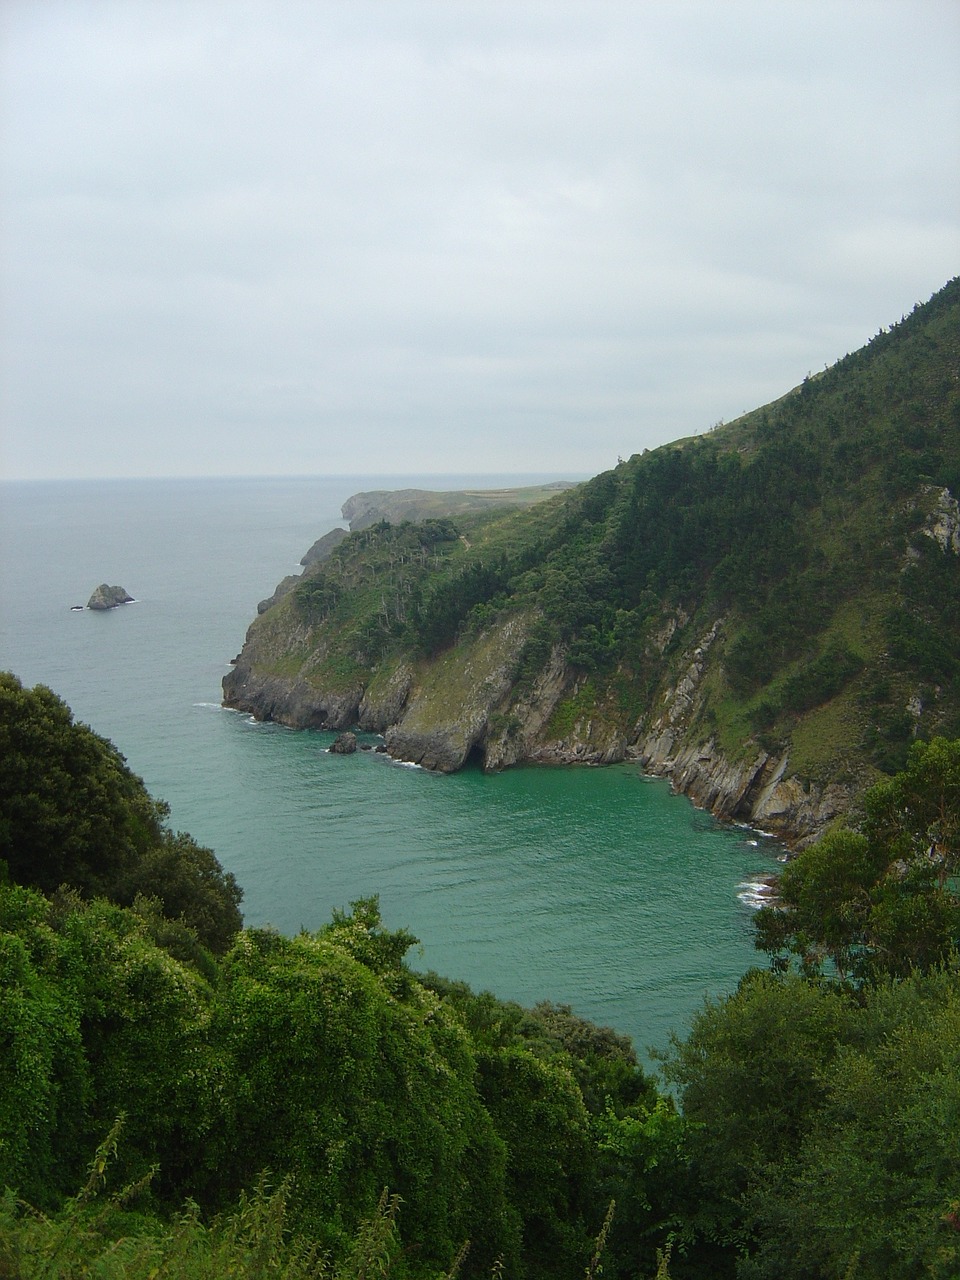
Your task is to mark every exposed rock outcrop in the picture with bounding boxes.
[383,615,532,771]
[222,591,850,844]
[87,584,134,610]
[358,663,415,731]
[221,284,960,849]
[922,485,960,555]
[484,643,572,770]
[329,731,357,755]
[626,618,854,846]
[633,731,851,848]
[222,583,859,845]
[222,667,363,730]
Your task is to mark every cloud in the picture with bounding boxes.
[2,0,959,478]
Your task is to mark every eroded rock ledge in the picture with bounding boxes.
[224,623,843,846]
[631,732,851,849]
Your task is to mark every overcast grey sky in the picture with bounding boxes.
[2,1,958,481]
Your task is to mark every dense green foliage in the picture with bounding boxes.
[3,681,959,1277]
[0,672,242,955]
[756,737,960,981]
[0,877,672,1278]
[0,683,668,1275]
[704,740,960,1277]
[0,673,163,898]
[661,964,960,1279]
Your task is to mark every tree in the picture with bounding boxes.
[117,830,242,957]
[660,959,960,1279]
[755,738,960,981]
[0,673,162,897]
[742,964,960,1280]
[0,674,242,954]
[206,905,516,1270]
[861,736,960,887]
[0,881,214,1207]
[753,829,887,979]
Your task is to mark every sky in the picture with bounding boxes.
[2,1,959,482]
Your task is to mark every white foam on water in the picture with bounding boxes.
[737,879,779,909]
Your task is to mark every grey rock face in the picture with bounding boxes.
[87,584,134,610]
[382,614,531,772]
[922,485,960,555]
[357,664,415,732]
[383,721,479,773]
[633,731,851,848]
[221,665,362,729]
[329,731,358,754]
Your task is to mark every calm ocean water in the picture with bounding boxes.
[0,475,781,1057]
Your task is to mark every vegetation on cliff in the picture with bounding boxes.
[2,679,959,1277]
[225,279,960,835]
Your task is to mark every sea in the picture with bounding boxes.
[0,474,782,1061]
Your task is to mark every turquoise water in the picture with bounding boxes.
[0,476,781,1057]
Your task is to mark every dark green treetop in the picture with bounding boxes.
[755,737,960,982]
[0,672,242,954]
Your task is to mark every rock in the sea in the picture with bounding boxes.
[87,584,134,610]
[329,731,358,755]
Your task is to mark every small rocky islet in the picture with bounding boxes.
[82,583,135,611]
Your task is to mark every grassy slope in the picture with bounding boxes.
[342,481,576,529]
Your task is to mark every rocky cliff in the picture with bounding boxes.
[223,281,960,847]
[223,582,855,845]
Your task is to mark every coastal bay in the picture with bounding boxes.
[0,474,779,1054]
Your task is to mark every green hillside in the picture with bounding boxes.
[225,279,960,843]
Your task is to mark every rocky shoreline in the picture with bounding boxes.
[223,650,843,848]
[221,492,865,850]
[629,734,849,850]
